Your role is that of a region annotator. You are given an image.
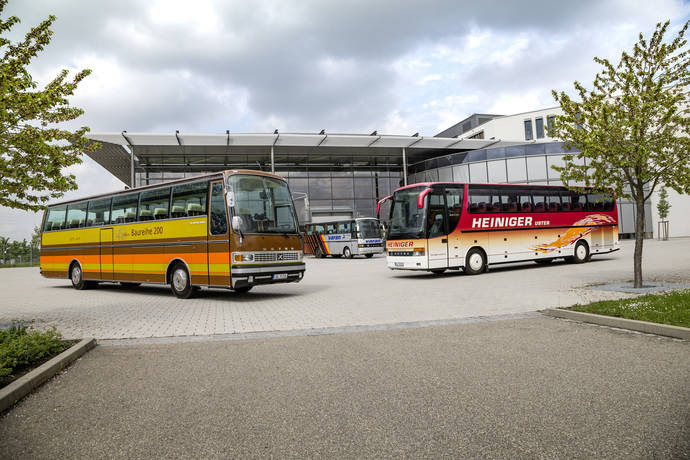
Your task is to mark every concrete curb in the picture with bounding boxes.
[543,309,690,340]
[0,338,96,413]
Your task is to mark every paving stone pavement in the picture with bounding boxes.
[1,238,689,340]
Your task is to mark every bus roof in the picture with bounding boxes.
[392,182,606,194]
[44,169,286,208]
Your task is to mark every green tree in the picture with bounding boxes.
[552,20,690,288]
[0,236,8,262]
[0,0,98,212]
[656,187,671,220]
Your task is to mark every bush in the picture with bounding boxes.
[0,324,69,384]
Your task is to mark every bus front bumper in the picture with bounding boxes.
[231,263,305,289]
[386,254,428,270]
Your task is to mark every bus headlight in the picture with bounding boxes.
[233,252,254,263]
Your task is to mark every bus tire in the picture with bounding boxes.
[70,262,95,290]
[571,241,590,264]
[464,248,486,275]
[170,263,194,299]
[430,268,446,274]
[365,253,374,258]
[343,247,353,259]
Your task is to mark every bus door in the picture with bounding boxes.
[444,186,464,267]
[208,180,230,286]
[100,228,114,280]
[426,189,448,269]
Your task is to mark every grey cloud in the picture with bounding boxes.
[3,0,689,135]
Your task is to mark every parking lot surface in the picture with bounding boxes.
[1,316,688,458]
[1,238,689,339]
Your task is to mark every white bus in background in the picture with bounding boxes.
[304,218,384,259]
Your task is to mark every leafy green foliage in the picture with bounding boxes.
[551,21,690,200]
[0,0,99,211]
[0,324,69,383]
[570,289,690,328]
[552,20,690,288]
[0,232,39,265]
[657,187,671,220]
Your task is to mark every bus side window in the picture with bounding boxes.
[518,193,532,212]
[139,187,171,221]
[44,205,67,231]
[86,198,112,226]
[467,188,490,213]
[337,221,351,234]
[315,225,325,234]
[66,202,88,228]
[172,181,208,218]
[500,194,518,213]
[306,225,313,235]
[545,191,562,212]
[532,193,546,212]
[111,194,139,224]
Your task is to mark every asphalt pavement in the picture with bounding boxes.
[1,315,688,458]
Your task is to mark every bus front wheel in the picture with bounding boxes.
[170,263,194,299]
[70,263,96,290]
[464,248,486,275]
[343,247,353,259]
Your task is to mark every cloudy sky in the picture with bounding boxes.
[1,0,689,240]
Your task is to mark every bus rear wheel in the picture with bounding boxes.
[343,247,353,259]
[365,253,374,258]
[569,241,590,264]
[464,248,486,275]
[170,263,194,299]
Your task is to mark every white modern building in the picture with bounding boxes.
[429,108,690,238]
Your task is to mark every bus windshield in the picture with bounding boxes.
[357,219,381,238]
[228,174,299,234]
[388,187,427,239]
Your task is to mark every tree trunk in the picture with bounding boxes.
[633,196,645,288]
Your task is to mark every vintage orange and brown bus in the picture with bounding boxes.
[378,182,618,274]
[40,170,305,298]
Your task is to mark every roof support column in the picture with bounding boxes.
[270,144,275,174]
[130,150,135,187]
[402,147,407,186]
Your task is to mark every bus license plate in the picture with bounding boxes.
[273,273,288,280]
[394,262,404,267]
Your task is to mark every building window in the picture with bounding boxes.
[468,131,484,140]
[546,115,556,136]
[535,117,544,139]
[524,119,533,141]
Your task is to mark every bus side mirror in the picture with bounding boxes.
[231,216,243,232]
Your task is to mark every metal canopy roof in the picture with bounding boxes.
[85,131,506,184]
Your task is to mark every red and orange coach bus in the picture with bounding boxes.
[40,170,305,298]
[379,182,618,274]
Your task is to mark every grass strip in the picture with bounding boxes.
[569,289,690,328]
[1,324,71,386]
